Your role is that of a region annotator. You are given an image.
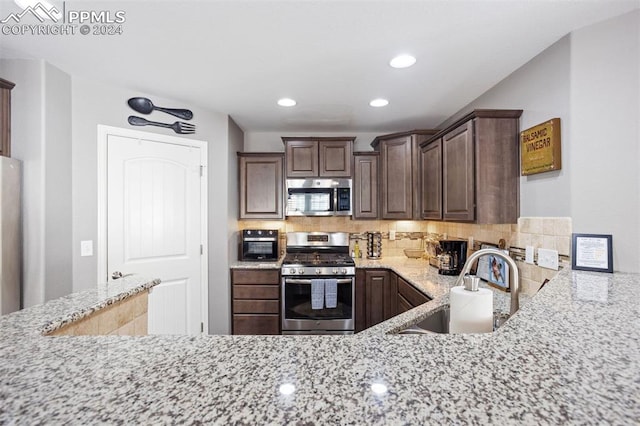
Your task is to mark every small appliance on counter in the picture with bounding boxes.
[366,232,382,259]
[240,229,279,261]
[438,239,468,275]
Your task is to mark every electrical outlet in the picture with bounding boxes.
[389,230,396,241]
[537,248,559,270]
[525,246,535,264]
[80,240,93,257]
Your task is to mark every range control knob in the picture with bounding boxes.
[332,268,338,274]
[315,268,321,275]
[341,268,347,274]
[298,268,304,275]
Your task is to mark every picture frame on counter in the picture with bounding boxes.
[571,233,613,273]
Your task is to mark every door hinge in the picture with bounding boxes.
[200,165,203,177]
[200,244,203,255]
[201,322,204,333]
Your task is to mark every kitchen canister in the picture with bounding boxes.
[367,232,382,259]
[449,275,493,333]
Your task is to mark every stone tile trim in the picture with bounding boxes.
[48,291,149,337]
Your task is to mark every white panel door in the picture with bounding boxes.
[107,134,203,335]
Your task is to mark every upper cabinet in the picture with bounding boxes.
[353,152,379,219]
[371,130,438,220]
[0,78,15,158]
[420,109,522,224]
[283,137,354,178]
[419,139,442,220]
[238,152,284,219]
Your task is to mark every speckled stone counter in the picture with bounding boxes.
[0,275,160,337]
[1,268,639,423]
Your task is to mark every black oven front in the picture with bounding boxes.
[281,275,354,334]
[240,230,278,261]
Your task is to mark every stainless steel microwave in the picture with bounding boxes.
[285,178,352,217]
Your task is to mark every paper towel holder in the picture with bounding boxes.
[463,274,481,292]
[455,248,520,315]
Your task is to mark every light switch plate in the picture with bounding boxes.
[537,248,559,270]
[389,230,396,241]
[525,246,535,264]
[80,240,93,257]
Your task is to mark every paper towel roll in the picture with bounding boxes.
[449,286,493,333]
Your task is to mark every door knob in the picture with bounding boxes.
[111,271,123,280]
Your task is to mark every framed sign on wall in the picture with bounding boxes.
[520,118,561,176]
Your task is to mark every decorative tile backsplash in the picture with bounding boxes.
[237,216,572,295]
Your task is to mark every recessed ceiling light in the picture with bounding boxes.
[277,98,296,107]
[389,54,416,69]
[369,98,389,107]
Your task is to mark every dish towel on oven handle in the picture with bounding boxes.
[311,279,324,310]
[324,278,338,309]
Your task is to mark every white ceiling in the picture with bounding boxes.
[1,0,638,132]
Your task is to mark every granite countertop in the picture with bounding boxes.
[1,262,639,423]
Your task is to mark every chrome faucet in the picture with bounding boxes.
[454,248,520,315]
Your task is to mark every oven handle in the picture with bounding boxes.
[284,278,353,285]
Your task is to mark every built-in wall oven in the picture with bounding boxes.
[281,232,355,335]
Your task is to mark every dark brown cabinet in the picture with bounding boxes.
[231,269,281,335]
[283,137,354,178]
[396,276,430,314]
[355,269,396,331]
[420,140,442,220]
[420,110,522,224]
[371,130,438,219]
[0,78,15,158]
[238,153,284,219]
[356,268,431,332]
[353,152,379,219]
[443,121,475,221]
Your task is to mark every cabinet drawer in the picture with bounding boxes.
[233,299,279,314]
[397,278,430,307]
[233,314,280,335]
[232,269,280,285]
[397,294,413,314]
[233,285,280,300]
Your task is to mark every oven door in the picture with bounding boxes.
[282,277,354,331]
[241,238,278,261]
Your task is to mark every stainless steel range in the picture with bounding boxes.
[281,232,355,335]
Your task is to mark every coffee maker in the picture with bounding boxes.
[438,239,468,275]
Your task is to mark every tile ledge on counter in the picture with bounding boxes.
[35,275,160,336]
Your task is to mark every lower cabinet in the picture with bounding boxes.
[231,269,281,335]
[396,276,430,314]
[355,269,397,332]
[356,269,431,332]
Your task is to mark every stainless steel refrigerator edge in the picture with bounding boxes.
[0,156,21,314]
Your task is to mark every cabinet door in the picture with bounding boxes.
[443,121,475,222]
[364,270,393,329]
[353,154,378,219]
[286,140,318,177]
[420,140,442,220]
[238,154,284,219]
[364,270,389,328]
[319,140,352,177]
[233,315,280,335]
[380,137,412,219]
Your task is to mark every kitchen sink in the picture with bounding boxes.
[397,306,509,334]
